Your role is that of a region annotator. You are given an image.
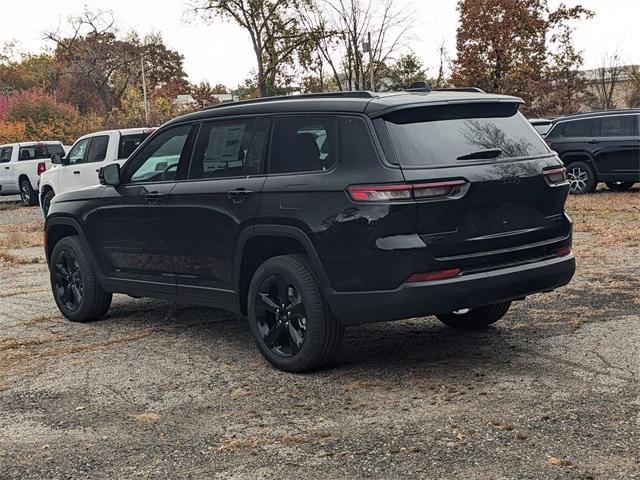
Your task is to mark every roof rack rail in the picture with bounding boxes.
[431,87,485,93]
[201,91,377,111]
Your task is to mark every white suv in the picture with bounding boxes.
[0,141,66,206]
[39,128,154,215]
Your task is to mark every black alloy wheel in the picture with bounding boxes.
[20,179,37,206]
[255,274,307,357]
[53,250,84,312]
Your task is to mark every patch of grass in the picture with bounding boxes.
[0,231,43,249]
[0,251,42,266]
[0,202,22,212]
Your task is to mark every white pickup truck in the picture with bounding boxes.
[39,127,154,215]
[0,141,66,206]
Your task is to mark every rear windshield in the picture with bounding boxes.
[384,103,549,167]
[118,133,151,159]
[18,143,64,161]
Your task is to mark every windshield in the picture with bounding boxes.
[384,103,549,167]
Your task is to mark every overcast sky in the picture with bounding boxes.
[2,0,639,88]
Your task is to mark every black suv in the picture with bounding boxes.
[44,90,575,372]
[545,110,640,193]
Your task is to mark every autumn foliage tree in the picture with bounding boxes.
[451,0,593,115]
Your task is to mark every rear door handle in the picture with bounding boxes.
[145,192,165,204]
[228,189,254,204]
[588,139,600,144]
[73,170,80,175]
[3,166,10,170]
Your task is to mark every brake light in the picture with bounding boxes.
[405,268,462,283]
[37,162,46,176]
[554,247,572,257]
[347,180,466,202]
[543,166,567,185]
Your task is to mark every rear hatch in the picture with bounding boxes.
[380,101,571,272]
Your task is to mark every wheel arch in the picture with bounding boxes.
[561,152,600,177]
[235,225,331,316]
[45,217,103,287]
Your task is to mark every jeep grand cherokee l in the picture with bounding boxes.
[44,90,575,372]
[545,110,640,193]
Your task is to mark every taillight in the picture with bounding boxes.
[37,162,46,176]
[543,166,567,185]
[347,180,466,202]
[405,268,462,283]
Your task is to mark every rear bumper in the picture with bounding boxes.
[325,254,575,325]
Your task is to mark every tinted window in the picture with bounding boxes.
[67,139,90,164]
[598,115,635,137]
[189,119,259,179]
[339,117,378,164]
[561,119,594,137]
[269,116,338,174]
[87,136,109,163]
[18,144,63,161]
[118,132,151,159]
[0,147,13,162]
[125,125,192,184]
[384,103,548,167]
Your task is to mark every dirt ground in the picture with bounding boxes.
[0,189,639,479]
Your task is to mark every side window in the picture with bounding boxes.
[86,136,109,163]
[545,124,562,139]
[598,115,635,137]
[0,147,12,162]
[124,124,192,184]
[67,138,90,165]
[561,119,593,138]
[189,119,259,179]
[269,116,338,174]
[339,117,378,165]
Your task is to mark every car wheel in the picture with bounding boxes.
[19,178,38,206]
[248,254,344,373]
[605,181,635,192]
[42,189,55,216]
[436,302,511,330]
[566,161,597,194]
[50,236,112,322]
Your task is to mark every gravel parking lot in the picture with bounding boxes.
[1,191,639,479]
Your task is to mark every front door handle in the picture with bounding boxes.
[3,166,9,170]
[588,139,600,144]
[73,170,80,175]
[228,189,254,204]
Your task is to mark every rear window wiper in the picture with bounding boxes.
[456,148,503,161]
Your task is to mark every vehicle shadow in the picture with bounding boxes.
[103,297,523,376]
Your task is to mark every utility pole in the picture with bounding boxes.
[141,55,150,125]
[368,32,374,92]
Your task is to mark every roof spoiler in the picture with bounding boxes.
[405,81,431,93]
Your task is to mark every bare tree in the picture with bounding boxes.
[310,0,414,91]
[589,52,624,110]
[190,0,318,97]
[624,64,640,107]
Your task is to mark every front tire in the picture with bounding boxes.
[566,161,597,194]
[248,255,343,373]
[41,189,55,216]
[50,236,112,322]
[19,178,38,206]
[606,181,634,192]
[436,302,511,330]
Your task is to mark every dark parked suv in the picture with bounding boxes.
[545,110,640,193]
[44,89,575,372]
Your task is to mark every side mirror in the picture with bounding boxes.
[99,163,121,186]
[51,153,62,164]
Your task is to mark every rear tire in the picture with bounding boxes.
[50,236,112,323]
[19,178,38,206]
[606,181,634,192]
[436,302,511,330]
[566,161,597,194]
[42,189,55,216]
[248,254,344,373]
